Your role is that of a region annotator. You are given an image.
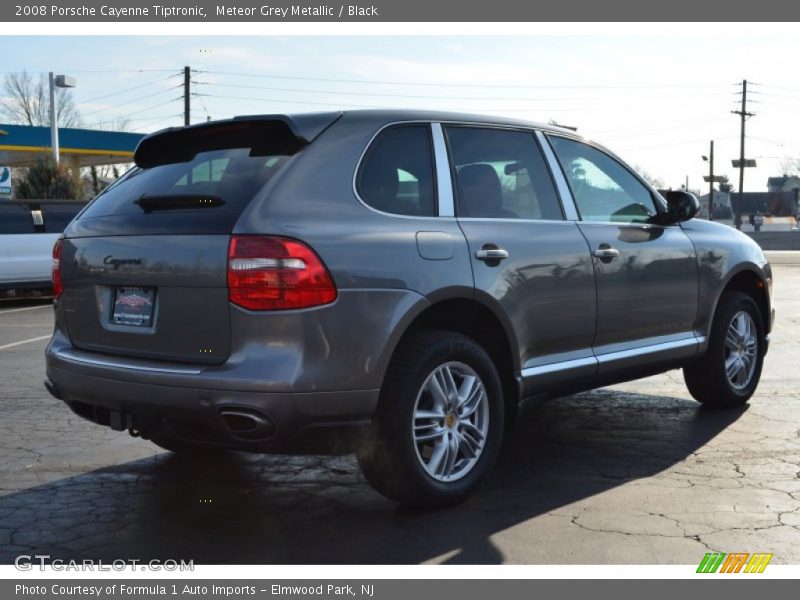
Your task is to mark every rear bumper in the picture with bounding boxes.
[45,335,379,454]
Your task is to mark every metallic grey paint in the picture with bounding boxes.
[45,109,773,451]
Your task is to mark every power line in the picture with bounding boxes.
[124,113,183,122]
[756,83,800,94]
[56,69,180,74]
[194,80,734,103]
[79,85,183,117]
[195,94,211,122]
[79,73,181,105]
[134,113,182,131]
[613,135,738,152]
[124,97,182,118]
[194,92,731,114]
[196,69,735,90]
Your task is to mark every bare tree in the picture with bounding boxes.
[634,165,664,189]
[87,116,133,194]
[1,71,81,127]
[780,158,800,177]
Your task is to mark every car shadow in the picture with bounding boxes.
[0,389,746,565]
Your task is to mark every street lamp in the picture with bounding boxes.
[49,72,76,164]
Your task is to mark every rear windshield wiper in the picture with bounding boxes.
[135,194,225,213]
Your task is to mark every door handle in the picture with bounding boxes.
[475,248,509,261]
[592,246,620,259]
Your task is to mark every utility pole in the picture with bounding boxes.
[183,66,191,126]
[49,73,58,163]
[708,141,714,221]
[732,79,755,230]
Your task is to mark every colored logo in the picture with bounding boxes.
[0,166,11,198]
[697,552,773,573]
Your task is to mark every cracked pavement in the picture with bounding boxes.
[1,265,799,564]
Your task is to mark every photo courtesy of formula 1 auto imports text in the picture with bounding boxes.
[1,0,800,596]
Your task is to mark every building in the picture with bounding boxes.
[697,191,732,219]
[0,123,144,199]
[767,175,800,193]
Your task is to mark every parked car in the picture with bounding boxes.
[45,111,773,507]
[0,201,83,299]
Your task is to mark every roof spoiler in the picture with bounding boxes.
[134,112,343,168]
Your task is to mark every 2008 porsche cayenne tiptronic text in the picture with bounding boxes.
[45,110,774,507]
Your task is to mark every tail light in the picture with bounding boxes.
[52,239,63,299]
[227,236,337,311]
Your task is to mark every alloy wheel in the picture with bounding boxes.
[724,310,758,390]
[411,361,490,482]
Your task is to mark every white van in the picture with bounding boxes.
[0,202,83,299]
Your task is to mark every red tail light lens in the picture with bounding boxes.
[227,236,337,311]
[52,239,63,299]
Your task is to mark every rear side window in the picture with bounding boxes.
[80,149,291,219]
[445,127,564,220]
[0,205,35,234]
[357,125,437,217]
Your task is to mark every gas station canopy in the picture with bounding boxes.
[0,123,145,167]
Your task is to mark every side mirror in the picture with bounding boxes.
[659,191,699,224]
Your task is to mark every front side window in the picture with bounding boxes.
[548,136,657,224]
[357,125,436,217]
[445,126,563,220]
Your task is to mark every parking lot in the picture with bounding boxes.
[1,264,799,565]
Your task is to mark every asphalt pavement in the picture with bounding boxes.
[1,268,799,565]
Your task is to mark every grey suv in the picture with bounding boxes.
[45,110,773,507]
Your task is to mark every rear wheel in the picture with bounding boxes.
[357,331,504,508]
[684,291,765,408]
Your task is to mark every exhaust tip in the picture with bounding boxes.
[219,408,275,440]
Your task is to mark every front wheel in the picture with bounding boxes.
[357,331,505,508]
[684,291,765,408]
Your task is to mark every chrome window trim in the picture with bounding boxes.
[536,130,580,221]
[457,217,577,225]
[56,347,204,375]
[352,120,450,221]
[519,336,703,379]
[431,123,455,217]
[577,220,674,228]
[350,118,665,222]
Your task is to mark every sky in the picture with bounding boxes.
[2,34,800,192]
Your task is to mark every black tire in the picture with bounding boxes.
[150,437,229,455]
[357,330,505,508]
[684,291,765,408]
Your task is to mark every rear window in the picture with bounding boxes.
[357,125,437,217]
[80,149,291,220]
